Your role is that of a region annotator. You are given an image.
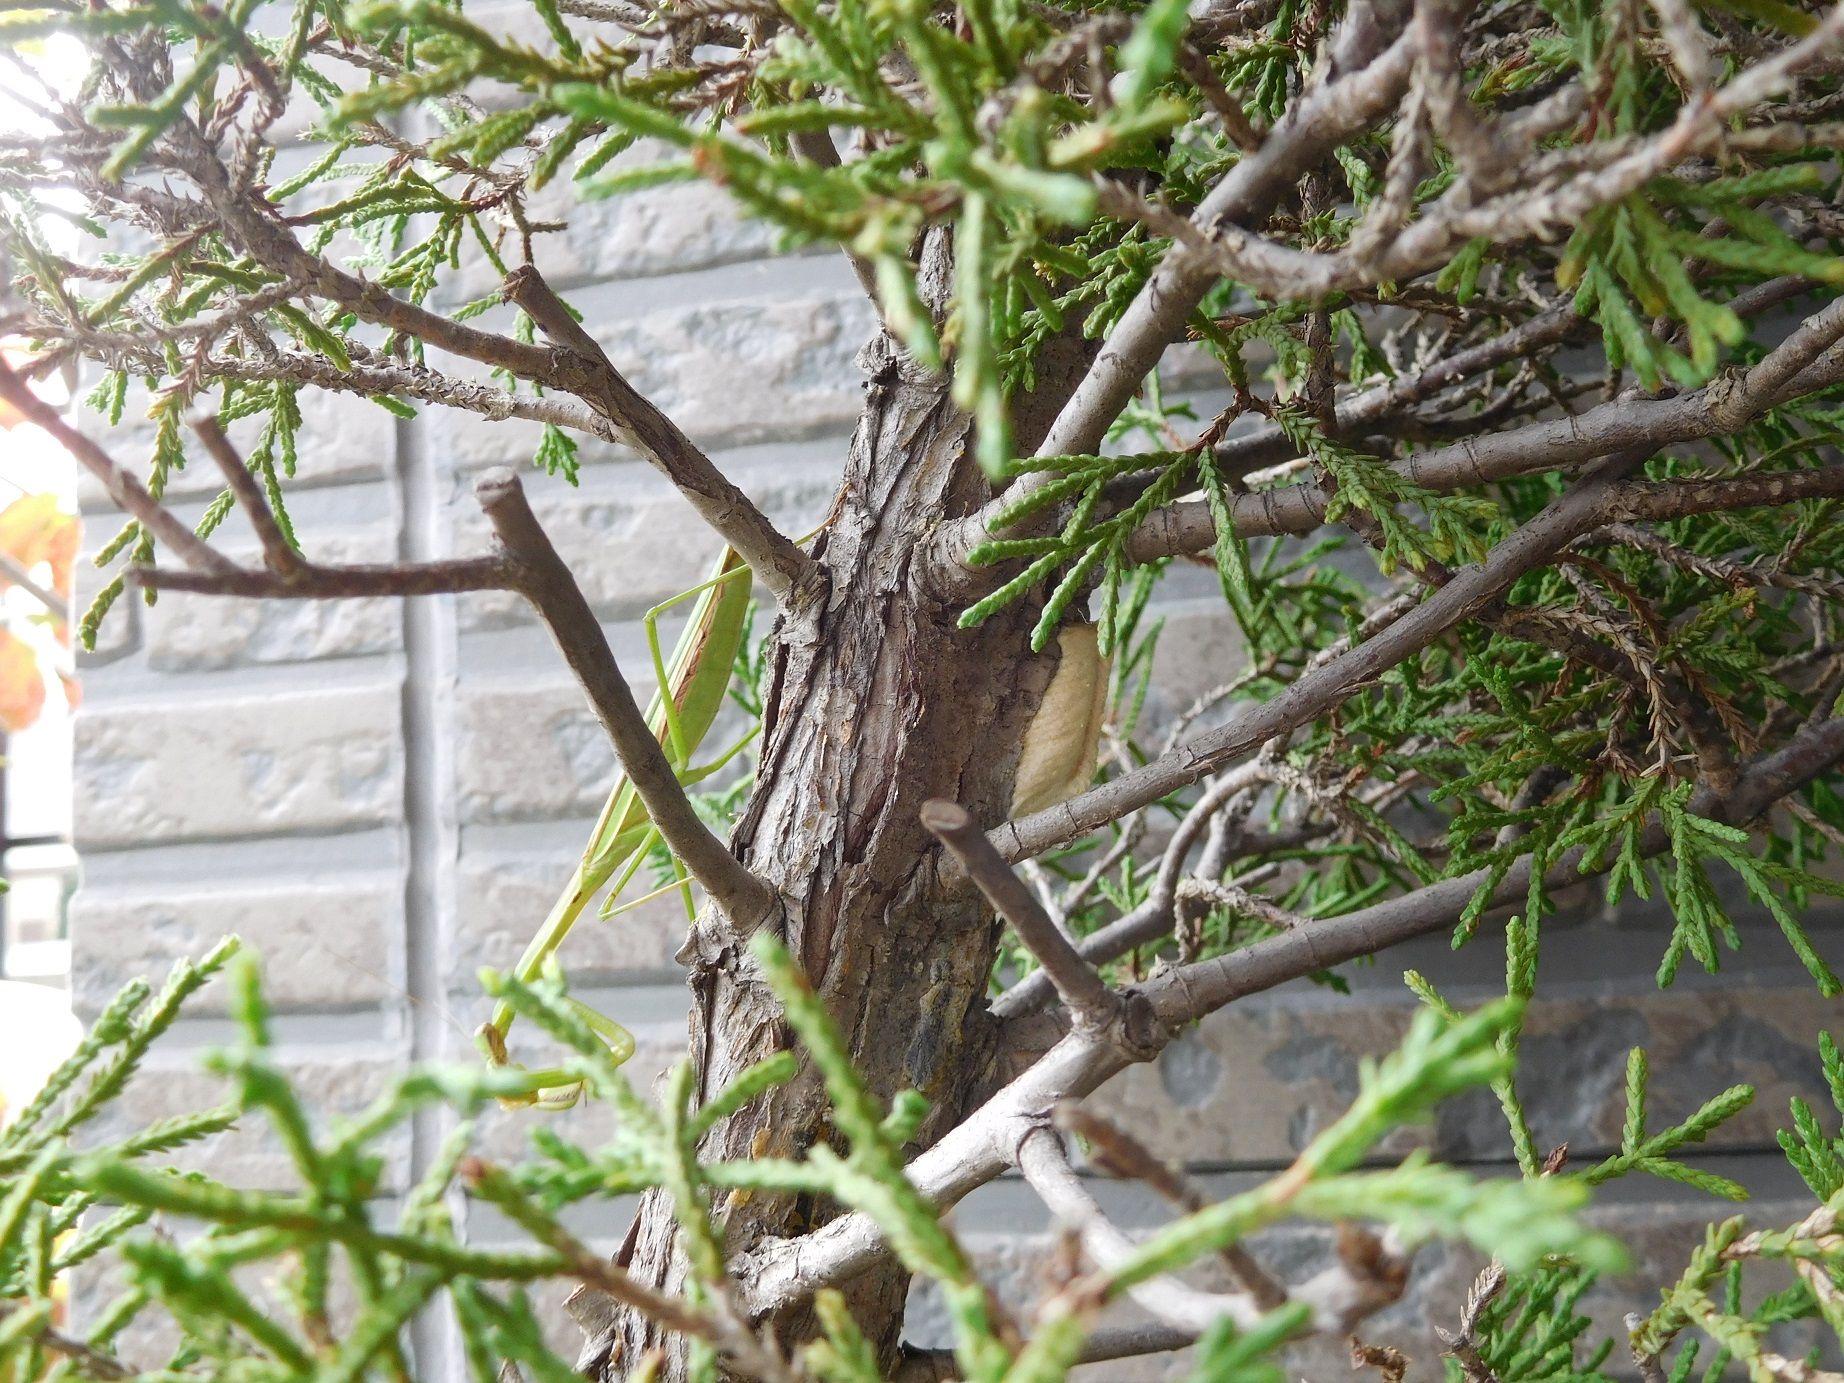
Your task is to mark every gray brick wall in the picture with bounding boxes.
[68,162,1844,1377]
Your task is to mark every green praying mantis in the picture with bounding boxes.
[474,521,1108,1111]
[478,545,758,1109]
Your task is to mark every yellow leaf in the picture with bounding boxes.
[0,629,47,733]
[0,493,77,601]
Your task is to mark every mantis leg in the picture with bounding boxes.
[600,725,764,922]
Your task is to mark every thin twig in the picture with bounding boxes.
[32,1329,131,1380]
[0,550,68,626]
[189,413,305,576]
[1625,1314,1669,1383]
[1053,1102,1289,1310]
[925,16,1419,595]
[462,1158,797,1383]
[0,359,238,577]
[921,798,1116,1026]
[1014,1126,1269,1333]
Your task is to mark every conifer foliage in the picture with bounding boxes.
[7,0,1844,1376]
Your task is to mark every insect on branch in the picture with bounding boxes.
[476,467,780,931]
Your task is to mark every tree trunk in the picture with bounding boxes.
[580,303,1081,1377]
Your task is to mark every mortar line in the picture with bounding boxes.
[396,401,461,1381]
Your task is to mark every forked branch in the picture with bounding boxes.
[13,371,775,930]
[739,716,1844,1318]
[920,799,1115,1026]
[502,266,819,605]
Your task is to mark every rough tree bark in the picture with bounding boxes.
[585,266,1093,1375]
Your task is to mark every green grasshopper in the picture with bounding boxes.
[478,546,757,1109]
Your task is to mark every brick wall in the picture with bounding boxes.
[68,146,1844,1378]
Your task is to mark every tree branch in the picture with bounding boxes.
[992,765,1275,1019]
[1137,716,1844,1030]
[990,308,1844,865]
[1014,1127,1269,1334]
[0,550,68,627]
[175,131,562,383]
[924,11,1418,596]
[500,265,819,606]
[127,559,510,599]
[1201,273,1811,484]
[1142,10,1844,304]
[215,348,619,443]
[1606,465,1844,524]
[921,799,1116,1026]
[1031,11,1415,461]
[0,359,239,578]
[1053,1102,1290,1312]
[189,413,304,577]
[992,451,1654,863]
[1127,343,1844,566]
[737,715,1844,1320]
[475,467,780,931]
[47,385,774,931]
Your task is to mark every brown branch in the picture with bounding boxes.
[32,1329,131,1381]
[1140,11,1844,304]
[1202,273,1811,484]
[189,413,304,576]
[992,450,1655,864]
[788,130,881,303]
[924,14,1419,596]
[1013,1127,1268,1333]
[1138,713,1844,1030]
[992,765,1275,1018]
[45,390,771,929]
[461,1158,796,1383]
[1053,1102,1289,1311]
[1126,348,1844,567]
[0,359,238,577]
[997,317,1844,866]
[1032,15,1414,461]
[176,134,561,384]
[1073,1321,1200,1364]
[501,265,818,605]
[475,467,779,931]
[897,1318,1203,1377]
[127,558,509,599]
[896,1316,1231,1373]
[738,714,1844,1321]
[921,799,1116,1026]
[1607,465,1844,524]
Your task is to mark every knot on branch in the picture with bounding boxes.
[1702,367,1755,433]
